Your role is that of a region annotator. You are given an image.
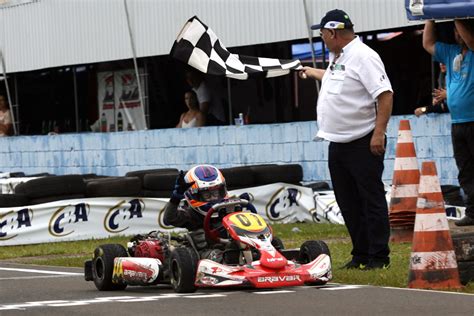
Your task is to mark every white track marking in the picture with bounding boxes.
[0,267,82,275]
[320,285,363,290]
[253,290,295,294]
[0,275,80,280]
[184,294,227,298]
[382,286,474,296]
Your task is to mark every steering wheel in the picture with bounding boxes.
[203,198,248,243]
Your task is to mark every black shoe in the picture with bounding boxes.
[364,260,390,270]
[340,260,367,270]
[455,216,474,227]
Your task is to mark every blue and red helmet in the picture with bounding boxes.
[184,165,228,215]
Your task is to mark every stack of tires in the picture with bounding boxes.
[452,233,474,285]
[14,175,86,204]
[126,168,179,198]
[85,176,142,198]
[221,164,303,190]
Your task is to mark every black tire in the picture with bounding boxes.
[453,233,474,262]
[143,171,179,191]
[298,240,331,264]
[86,177,141,197]
[221,166,255,189]
[271,237,285,250]
[29,194,84,205]
[126,168,178,186]
[0,194,29,207]
[458,261,474,285]
[170,247,198,293]
[14,175,86,198]
[251,164,303,186]
[92,244,128,291]
[140,189,173,198]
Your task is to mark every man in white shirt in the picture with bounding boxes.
[300,9,393,270]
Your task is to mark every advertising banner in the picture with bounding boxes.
[0,183,320,246]
[406,0,474,20]
[97,69,146,132]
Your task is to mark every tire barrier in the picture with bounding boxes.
[2,164,304,206]
[452,232,474,285]
[126,168,178,187]
[86,177,142,197]
[14,175,86,199]
[0,194,29,207]
[143,171,179,191]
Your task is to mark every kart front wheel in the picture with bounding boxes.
[92,244,128,291]
[170,248,198,293]
[298,240,331,264]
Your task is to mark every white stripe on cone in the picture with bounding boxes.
[418,175,442,194]
[391,184,419,198]
[409,251,458,270]
[394,157,419,171]
[416,198,445,210]
[397,130,414,143]
[414,213,450,232]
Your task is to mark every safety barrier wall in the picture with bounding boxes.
[0,113,457,186]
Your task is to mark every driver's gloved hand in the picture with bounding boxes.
[170,170,193,204]
[239,193,257,214]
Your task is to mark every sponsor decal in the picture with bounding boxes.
[266,257,284,262]
[266,188,300,221]
[199,275,219,285]
[48,203,90,237]
[104,199,145,233]
[0,208,33,240]
[257,275,302,283]
[112,258,124,283]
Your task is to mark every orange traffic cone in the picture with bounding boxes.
[408,161,462,289]
[389,120,420,242]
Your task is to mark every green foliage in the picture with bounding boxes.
[1,223,472,293]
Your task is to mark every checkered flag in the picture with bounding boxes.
[170,16,302,80]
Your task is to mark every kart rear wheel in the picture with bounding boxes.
[298,240,331,264]
[170,247,198,293]
[92,244,128,291]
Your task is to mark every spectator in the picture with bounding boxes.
[0,95,13,137]
[299,9,393,270]
[422,19,474,226]
[176,90,206,128]
[414,63,449,116]
[185,70,226,125]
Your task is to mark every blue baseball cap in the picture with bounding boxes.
[311,9,354,30]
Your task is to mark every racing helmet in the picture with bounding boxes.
[184,164,228,216]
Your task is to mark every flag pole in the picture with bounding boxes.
[303,0,320,93]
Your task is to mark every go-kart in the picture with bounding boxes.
[84,199,332,293]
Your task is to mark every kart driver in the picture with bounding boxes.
[163,164,255,262]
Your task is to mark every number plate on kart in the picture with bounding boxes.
[227,213,267,232]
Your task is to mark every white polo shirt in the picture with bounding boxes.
[316,36,392,143]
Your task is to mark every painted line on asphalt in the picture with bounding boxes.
[253,290,295,295]
[185,294,227,298]
[319,285,364,291]
[382,286,474,296]
[0,267,82,275]
[0,275,81,280]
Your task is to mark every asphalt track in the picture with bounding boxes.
[1,262,473,315]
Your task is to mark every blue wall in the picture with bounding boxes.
[0,113,457,186]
